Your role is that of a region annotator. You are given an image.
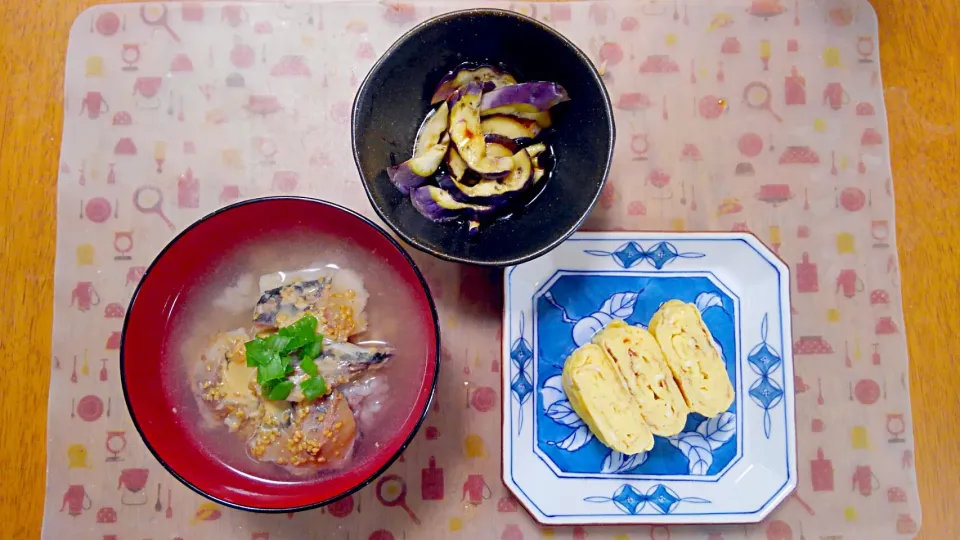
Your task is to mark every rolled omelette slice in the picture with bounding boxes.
[562,344,654,455]
[648,300,734,418]
[592,320,689,436]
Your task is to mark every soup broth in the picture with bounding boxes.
[163,228,430,484]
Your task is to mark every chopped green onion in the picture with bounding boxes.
[300,357,319,377]
[300,376,328,402]
[264,334,293,355]
[244,339,271,367]
[300,340,323,362]
[257,355,286,385]
[278,315,319,353]
[245,314,325,398]
[267,380,294,401]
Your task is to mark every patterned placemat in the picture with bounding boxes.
[46,1,919,539]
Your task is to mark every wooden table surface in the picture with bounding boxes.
[1,0,958,538]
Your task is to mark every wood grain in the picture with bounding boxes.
[0,0,957,538]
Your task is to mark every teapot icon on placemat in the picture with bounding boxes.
[852,465,880,496]
[836,269,864,298]
[462,474,491,505]
[60,485,92,516]
[80,92,109,119]
[70,282,100,311]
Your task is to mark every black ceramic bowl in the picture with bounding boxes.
[352,8,614,267]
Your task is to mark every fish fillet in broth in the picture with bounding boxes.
[190,329,263,434]
[248,390,357,471]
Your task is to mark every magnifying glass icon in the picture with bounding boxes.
[376,474,420,524]
[133,186,175,230]
[140,5,181,43]
[743,81,783,122]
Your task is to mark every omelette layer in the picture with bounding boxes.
[592,320,689,436]
[562,344,655,455]
[648,300,734,417]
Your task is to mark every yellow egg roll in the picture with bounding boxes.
[648,300,734,418]
[592,320,690,436]
[562,344,654,455]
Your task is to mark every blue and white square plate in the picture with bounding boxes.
[501,232,796,525]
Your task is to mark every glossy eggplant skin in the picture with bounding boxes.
[431,63,518,104]
[480,115,540,140]
[479,82,570,115]
[448,82,514,179]
[387,133,450,195]
[410,185,495,222]
[413,102,450,157]
[436,148,533,206]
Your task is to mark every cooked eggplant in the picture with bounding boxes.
[382,64,567,236]
[431,64,518,104]
[387,133,450,195]
[446,146,468,181]
[480,115,541,140]
[448,82,514,179]
[533,167,546,184]
[525,143,547,158]
[413,102,449,157]
[485,141,515,157]
[479,82,570,116]
[437,148,533,205]
[411,185,495,222]
[483,134,519,154]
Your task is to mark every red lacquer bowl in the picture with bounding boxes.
[121,197,440,512]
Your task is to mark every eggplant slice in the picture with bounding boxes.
[413,102,450,158]
[481,115,541,140]
[479,82,570,116]
[448,82,514,179]
[437,148,533,205]
[411,185,496,222]
[387,133,450,195]
[431,63,518,104]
